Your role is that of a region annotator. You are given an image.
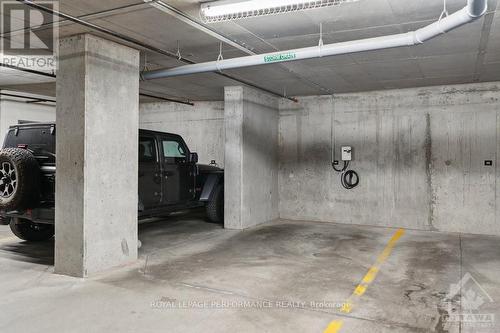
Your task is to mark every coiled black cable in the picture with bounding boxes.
[341,170,359,189]
[331,161,359,190]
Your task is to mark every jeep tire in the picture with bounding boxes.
[9,218,54,242]
[206,184,223,223]
[0,148,40,210]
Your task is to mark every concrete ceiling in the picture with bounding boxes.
[0,67,55,85]
[1,0,499,101]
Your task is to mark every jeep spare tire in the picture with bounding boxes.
[0,148,40,210]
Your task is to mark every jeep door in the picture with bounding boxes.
[138,135,162,210]
[159,135,196,204]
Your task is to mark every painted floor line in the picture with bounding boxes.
[324,320,344,333]
[322,228,406,332]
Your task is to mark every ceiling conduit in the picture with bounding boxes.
[143,0,487,80]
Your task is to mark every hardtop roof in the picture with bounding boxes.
[8,122,181,138]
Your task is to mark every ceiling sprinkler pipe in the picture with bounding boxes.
[143,0,487,80]
[467,0,488,17]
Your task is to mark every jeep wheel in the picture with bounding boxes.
[0,148,40,210]
[206,184,224,223]
[10,218,54,242]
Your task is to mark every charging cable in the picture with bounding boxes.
[331,161,359,190]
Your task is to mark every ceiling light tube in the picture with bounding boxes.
[200,0,359,23]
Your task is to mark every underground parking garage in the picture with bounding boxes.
[0,0,500,332]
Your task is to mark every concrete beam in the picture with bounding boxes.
[55,34,140,277]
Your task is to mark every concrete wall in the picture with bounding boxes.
[140,101,224,167]
[224,86,279,229]
[279,82,500,236]
[0,94,55,143]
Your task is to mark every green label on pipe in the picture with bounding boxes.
[264,52,297,63]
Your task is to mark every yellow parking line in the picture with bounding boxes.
[361,266,379,284]
[353,284,367,296]
[322,228,405,332]
[324,320,343,333]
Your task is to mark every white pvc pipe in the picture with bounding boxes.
[143,0,487,80]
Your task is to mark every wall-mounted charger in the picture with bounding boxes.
[332,146,359,190]
[341,146,352,161]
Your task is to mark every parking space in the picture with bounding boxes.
[1,216,499,332]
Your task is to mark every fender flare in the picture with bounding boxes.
[199,173,223,202]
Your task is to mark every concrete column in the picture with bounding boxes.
[55,34,139,277]
[224,86,279,229]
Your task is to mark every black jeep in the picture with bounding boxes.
[0,122,224,241]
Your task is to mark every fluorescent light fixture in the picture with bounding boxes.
[200,0,359,23]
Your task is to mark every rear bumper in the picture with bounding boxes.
[0,207,55,225]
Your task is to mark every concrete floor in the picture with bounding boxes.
[0,212,499,333]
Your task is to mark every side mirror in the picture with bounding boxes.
[189,152,198,164]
